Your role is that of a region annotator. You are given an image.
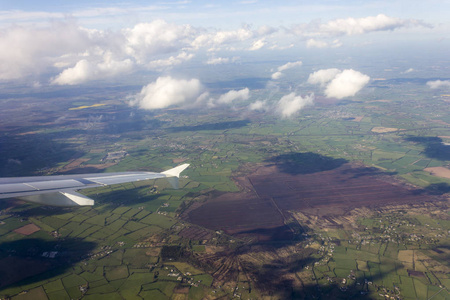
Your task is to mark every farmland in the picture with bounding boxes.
[185,161,439,238]
[0,78,449,299]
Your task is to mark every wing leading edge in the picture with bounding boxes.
[0,164,189,207]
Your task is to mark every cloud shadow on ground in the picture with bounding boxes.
[0,238,96,291]
[265,152,348,175]
[405,136,450,161]
[167,119,250,133]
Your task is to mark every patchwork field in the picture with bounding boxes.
[1,77,450,299]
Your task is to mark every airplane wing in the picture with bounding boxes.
[0,164,189,207]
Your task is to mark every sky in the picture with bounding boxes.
[0,0,449,117]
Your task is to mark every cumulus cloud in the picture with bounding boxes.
[276,93,314,118]
[308,69,370,99]
[130,76,204,110]
[307,68,341,86]
[403,68,415,74]
[192,27,254,49]
[0,18,279,84]
[320,14,414,36]
[256,25,278,36]
[191,25,277,52]
[249,39,265,51]
[130,77,251,110]
[216,88,250,104]
[124,20,196,63]
[269,43,294,50]
[325,70,370,99]
[0,22,94,80]
[271,60,302,80]
[249,100,268,111]
[290,14,430,47]
[206,56,239,65]
[427,80,450,89]
[278,61,303,72]
[147,52,194,69]
[51,20,198,84]
[292,14,429,38]
[0,14,423,84]
[1,20,195,83]
[51,59,94,85]
[306,38,342,48]
[51,52,133,85]
[207,57,229,65]
[306,39,328,48]
[271,71,283,80]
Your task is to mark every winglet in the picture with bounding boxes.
[161,164,189,189]
[161,164,190,178]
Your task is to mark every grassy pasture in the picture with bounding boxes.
[105,265,129,281]
[169,262,203,275]
[140,214,176,229]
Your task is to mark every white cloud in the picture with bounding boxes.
[206,56,239,65]
[403,68,414,74]
[51,53,134,85]
[290,14,430,47]
[0,19,202,84]
[192,27,254,49]
[124,20,196,63]
[256,25,277,36]
[271,71,283,80]
[325,70,370,99]
[292,14,430,38]
[147,52,194,69]
[191,25,275,52]
[0,14,426,85]
[307,68,341,86]
[0,22,94,80]
[278,61,303,72]
[130,76,204,110]
[51,59,94,85]
[320,14,411,36]
[249,100,268,111]
[330,39,343,48]
[271,60,302,80]
[98,53,134,74]
[306,38,342,48]
[306,38,328,48]
[427,80,450,89]
[130,81,250,110]
[217,88,250,104]
[249,38,265,51]
[269,43,294,50]
[207,57,229,65]
[276,93,314,118]
[308,69,370,99]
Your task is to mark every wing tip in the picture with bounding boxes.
[161,164,190,178]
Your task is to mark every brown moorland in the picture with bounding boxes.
[185,159,437,242]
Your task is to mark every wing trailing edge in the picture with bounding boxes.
[0,164,190,207]
[16,191,95,207]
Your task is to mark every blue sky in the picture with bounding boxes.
[0,1,448,115]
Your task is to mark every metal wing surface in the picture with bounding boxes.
[0,164,189,207]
